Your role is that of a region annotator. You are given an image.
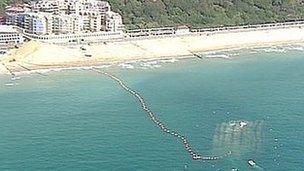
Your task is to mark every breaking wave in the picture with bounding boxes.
[253,44,304,54]
[117,58,179,70]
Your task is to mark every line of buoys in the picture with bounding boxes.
[93,68,231,161]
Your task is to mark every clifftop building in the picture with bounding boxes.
[5,0,124,35]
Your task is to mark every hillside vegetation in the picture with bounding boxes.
[108,0,304,29]
[0,0,13,14]
[0,0,30,15]
[1,0,304,29]
[0,0,26,14]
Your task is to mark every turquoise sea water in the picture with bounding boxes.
[0,47,304,170]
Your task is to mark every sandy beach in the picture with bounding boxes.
[1,26,304,75]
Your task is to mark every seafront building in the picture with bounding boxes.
[4,0,124,35]
[0,17,7,25]
[0,25,24,47]
[1,1,304,46]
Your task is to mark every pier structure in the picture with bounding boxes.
[93,68,231,161]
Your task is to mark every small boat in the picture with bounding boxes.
[248,159,257,167]
[11,76,20,81]
[5,83,14,86]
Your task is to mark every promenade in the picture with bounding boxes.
[11,20,304,45]
[1,20,304,75]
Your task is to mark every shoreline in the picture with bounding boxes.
[1,26,304,76]
[1,41,303,76]
[0,42,302,77]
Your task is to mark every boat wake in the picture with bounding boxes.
[252,164,264,171]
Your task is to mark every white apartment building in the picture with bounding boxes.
[19,13,49,35]
[52,14,76,34]
[5,0,124,36]
[105,11,124,32]
[0,25,24,46]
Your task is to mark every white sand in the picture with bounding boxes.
[0,63,9,75]
[1,26,304,74]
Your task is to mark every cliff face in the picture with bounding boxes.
[107,0,304,29]
[1,0,304,29]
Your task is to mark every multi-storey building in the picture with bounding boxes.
[52,14,74,34]
[0,25,24,46]
[0,17,6,25]
[5,5,29,26]
[105,11,124,32]
[5,0,124,36]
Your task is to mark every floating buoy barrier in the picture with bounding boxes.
[93,68,231,161]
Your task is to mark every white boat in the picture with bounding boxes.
[11,76,20,81]
[248,159,256,166]
[5,83,14,86]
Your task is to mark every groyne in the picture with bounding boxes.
[93,68,231,161]
[1,62,15,76]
